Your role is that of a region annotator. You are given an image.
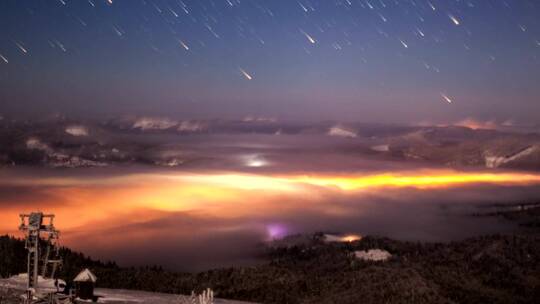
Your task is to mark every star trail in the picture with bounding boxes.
[0,0,539,122]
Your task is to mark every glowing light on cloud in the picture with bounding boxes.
[243,155,268,167]
[324,234,362,243]
[342,234,362,242]
[453,118,497,130]
[266,224,287,240]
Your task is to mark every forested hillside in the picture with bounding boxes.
[2,232,540,304]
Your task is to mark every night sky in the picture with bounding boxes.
[1,0,539,123]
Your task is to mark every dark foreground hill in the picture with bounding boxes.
[2,232,539,304]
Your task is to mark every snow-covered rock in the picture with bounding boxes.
[26,138,51,152]
[371,144,390,152]
[155,158,184,167]
[327,126,357,138]
[354,249,392,261]
[242,116,276,123]
[65,125,89,137]
[177,121,206,132]
[133,117,177,130]
[49,156,107,168]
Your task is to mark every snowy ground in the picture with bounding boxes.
[0,278,255,304]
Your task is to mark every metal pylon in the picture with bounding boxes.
[19,212,62,303]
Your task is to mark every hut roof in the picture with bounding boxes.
[73,268,97,283]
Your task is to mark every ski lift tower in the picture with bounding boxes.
[19,212,62,301]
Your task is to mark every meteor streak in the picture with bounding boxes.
[239,68,253,80]
[300,30,316,44]
[179,40,189,50]
[15,42,27,54]
[441,93,453,103]
[399,39,408,48]
[448,14,460,25]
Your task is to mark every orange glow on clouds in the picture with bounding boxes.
[2,169,540,237]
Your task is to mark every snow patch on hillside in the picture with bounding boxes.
[3,274,66,293]
[485,146,538,168]
[354,249,392,262]
[0,278,252,304]
[26,137,107,168]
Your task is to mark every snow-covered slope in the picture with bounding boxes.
[0,277,255,304]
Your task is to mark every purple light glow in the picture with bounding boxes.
[266,224,288,240]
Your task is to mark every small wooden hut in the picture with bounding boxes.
[73,268,97,301]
